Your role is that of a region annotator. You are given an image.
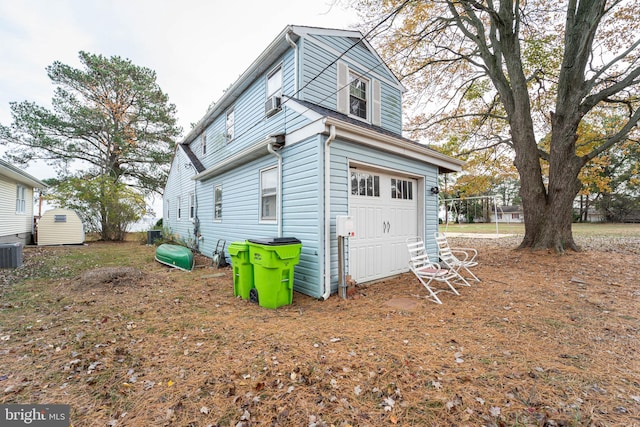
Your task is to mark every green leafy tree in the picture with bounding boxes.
[353,0,640,252]
[1,51,181,239]
[44,176,147,241]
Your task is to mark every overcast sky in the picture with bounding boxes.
[0,0,360,181]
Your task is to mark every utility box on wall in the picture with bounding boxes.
[0,242,23,269]
[336,215,355,237]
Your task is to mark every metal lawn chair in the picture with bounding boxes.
[406,237,460,304]
[434,232,480,286]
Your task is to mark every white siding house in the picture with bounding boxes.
[0,160,47,245]
[163,25,464,299]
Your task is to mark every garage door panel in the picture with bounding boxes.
[349,169,418,283]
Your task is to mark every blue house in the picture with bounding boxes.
[163,25,463,299]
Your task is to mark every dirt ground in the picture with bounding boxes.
[0,236,639,426]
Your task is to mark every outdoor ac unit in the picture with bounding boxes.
[264,96,282,117]
[0,242,23,269]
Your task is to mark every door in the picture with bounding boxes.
[348,169,418,283]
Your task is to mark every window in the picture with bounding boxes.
[16,185,26,213]
[214,185,222,221]
[54,215,67,223]
[267,65,282,99]
[391,178,413,200]
[166,200,170,219]
[349,72,368,119]
[202,134,207,155]
[189,193,195,220]
[350,171,379,197]
[260,167,278,221]
[177,196,181,220]
[512,213,520,220]
[226,107,235,142]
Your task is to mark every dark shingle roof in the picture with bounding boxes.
[179,143,206,173]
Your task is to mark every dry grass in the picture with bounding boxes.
[1,236,639,426]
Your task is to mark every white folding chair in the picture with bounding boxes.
[406,237,460,304]
[434,232,480,285]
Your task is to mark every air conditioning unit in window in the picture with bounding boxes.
[264,96,282,117]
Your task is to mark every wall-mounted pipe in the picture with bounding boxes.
[322,124,336,300]
[267,141,283,238]
[285,32,298,94]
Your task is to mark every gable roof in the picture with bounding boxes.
[0,159,48,188]
[180,25,402,148]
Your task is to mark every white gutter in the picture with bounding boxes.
[322,124,336,300]
[285,32,298,94]
[267,142,283,238]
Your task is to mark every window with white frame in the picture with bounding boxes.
[166,200,170,219]
[189,193,195,220]
[214,185,222,221]
[226,107,235,142]
[177,196,181,220]
[260,167,278,221]
[267,65,282,99]
[349,71,368,120]
[391,178,413,200]
[16,185,26,213]
[202,134,207,155]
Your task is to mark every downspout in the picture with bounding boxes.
[322,124,336,300]
[285,32,298,94]
[267,141,283,238]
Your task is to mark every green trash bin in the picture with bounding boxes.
[228,242,254,299]
[247,238,302,309]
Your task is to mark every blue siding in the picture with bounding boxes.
[163,147,200,246]
[299,36,403,135]
[281,136,323,297]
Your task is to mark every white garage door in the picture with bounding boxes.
[348,168,418,283]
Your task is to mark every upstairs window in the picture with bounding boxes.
[349,72,368,120]
[189,192,195,220]
[16,185,26,213]
[226,107,235,142]
[202,134,207,155]
[267,65,282,99]
[177,196,181,220]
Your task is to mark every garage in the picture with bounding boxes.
[348,167,421,283]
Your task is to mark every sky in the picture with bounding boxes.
[0,0,361,183]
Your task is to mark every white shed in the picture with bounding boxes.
[37,208,85,246]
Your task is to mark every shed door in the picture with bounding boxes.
[348,169,418,283]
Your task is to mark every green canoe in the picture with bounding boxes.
[155,244,194,271]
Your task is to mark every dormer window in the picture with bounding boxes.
[349,72,368,120]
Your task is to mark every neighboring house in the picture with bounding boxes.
[0,159,47,245]
[163,25,464,299]
[489,206,525,223]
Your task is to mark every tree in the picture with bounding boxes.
[353,0,640,252]
[0,51,181,239]
[44,176,146,241]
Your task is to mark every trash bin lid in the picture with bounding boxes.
[248,237,301,246]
